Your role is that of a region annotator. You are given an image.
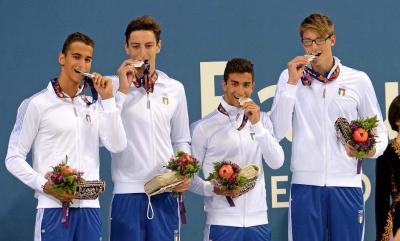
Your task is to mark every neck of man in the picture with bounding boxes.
[312,56,335,76]
[149,62,156,77]
[222,96,239,108]
[58,73,81,98]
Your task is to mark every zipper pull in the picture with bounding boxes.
[147,93,150,109]
[323,86,326,98]
[73,107,78,116]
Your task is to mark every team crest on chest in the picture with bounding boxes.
[338,87,346,96]
[162,95,169,105]
[85,114,91,124]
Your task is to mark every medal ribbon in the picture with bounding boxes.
[133,61,158,93]
[301,65,340,86]
[217,103,248,131]
[50,77,98,105]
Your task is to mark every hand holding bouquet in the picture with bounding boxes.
[335,115,379,173]
[144,151,200,224]
[44,155,105,228]
[165,151,201,224]
[206,161,259,207]
[46,157,84,196]
[45,156,84,227]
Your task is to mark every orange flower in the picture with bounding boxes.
[218,164,234,180]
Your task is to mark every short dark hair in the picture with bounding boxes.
[389,95,400,132]
[223,58,254,82]
[61,32,94,54]
[125,16,162,44]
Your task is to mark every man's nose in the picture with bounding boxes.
[137,47,146,60]
[236,86,245,96]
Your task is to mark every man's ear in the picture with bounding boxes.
[124,43,130,55]
[221,79,227,93]
[156,40,161,54]
[58,52,65,66]
[330,35,336,46]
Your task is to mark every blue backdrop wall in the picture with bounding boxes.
[1,1,400,240]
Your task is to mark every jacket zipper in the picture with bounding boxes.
[148,94,156,171]
[323,85,328,185]
[237,113,246,227]
[72,99,81,206]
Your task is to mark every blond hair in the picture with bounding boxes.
[299,13,335,38]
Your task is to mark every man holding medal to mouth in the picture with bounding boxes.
[190,58,284,241]
[270,13,388,241]
[5,32,127,241]
[108,16,192,241]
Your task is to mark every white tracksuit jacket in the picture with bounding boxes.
[110,70,191,194]
[5,81,127,208]
[190,98,284,227]
[270,57,388,187]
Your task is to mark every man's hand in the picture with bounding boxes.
[243,101,260,124]
[287,56,309,85]
[117,59,142,94]
[43,182,75,203]
[213,186,241,198]
[92,73,113,100]
[344,142,376,158]
[172,178,192,193]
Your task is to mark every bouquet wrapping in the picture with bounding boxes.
[335,115,378,173]
[144,151,200,224]
[206,161,259,207]
[46,156,105,228]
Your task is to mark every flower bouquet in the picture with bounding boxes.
[206,161,260,207]
[164,151,201,178]
[335,115,379,173]
[144,151,200,224]
[46,156,105,227]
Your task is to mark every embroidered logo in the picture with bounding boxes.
[86,114,91,124]
[338,87,346,96]
[162,96,169,105]
[173,230,179,241]
[358,210,364,224]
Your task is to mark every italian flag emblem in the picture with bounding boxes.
[338,87,346,96]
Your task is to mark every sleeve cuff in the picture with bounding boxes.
[204,181,214,197]
[115,91,127,107]
[101,97,117,113]
[284,82,298,97]
[252,121,267,135]
[36,176,48,193]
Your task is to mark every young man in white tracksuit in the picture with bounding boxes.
[109,16,192,241]
[190,58,284,241]
[270,13,388,241]
[5,32,127,241]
